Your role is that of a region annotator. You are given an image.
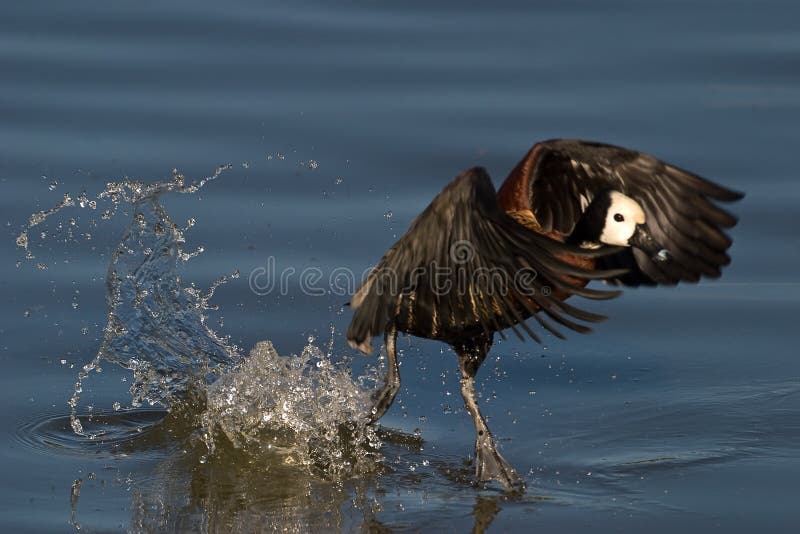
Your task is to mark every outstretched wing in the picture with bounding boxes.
[347,167,627,354]
[497,139,745,286]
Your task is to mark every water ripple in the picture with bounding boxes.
[15,409,169,458]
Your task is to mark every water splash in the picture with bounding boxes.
[89,195,237,409]
[19,166,236,432]
[16,192,77,260]
[16,164,383,479]
[201,339,381,477]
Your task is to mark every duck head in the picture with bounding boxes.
[570,190,670,261]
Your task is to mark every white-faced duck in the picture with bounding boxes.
[347,139,744,491]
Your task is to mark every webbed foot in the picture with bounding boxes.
[474,432,525,492]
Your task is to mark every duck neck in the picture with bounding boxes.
[566,191,611,248]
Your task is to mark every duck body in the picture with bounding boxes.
[347,139,743,491]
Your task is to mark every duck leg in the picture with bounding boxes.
[455,336,525,492]
[367,326,400,424]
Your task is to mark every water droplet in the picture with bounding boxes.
[307,160,319,170]
[71,417,84,434]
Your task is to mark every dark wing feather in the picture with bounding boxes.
[346,167,627,354]
[500,139,744,286]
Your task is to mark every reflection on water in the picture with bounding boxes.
[58,407,380,533]
[23,406,505,533]
[28,381,800,532]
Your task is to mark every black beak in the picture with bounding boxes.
[630,224,671,262]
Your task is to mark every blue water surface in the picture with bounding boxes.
[1,1,799,532]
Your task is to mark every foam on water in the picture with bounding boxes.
[16,167,383,480]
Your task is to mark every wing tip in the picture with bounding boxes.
[725,189,746,202]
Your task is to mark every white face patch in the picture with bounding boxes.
[598,191,646,246]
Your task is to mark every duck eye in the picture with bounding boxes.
[613,213,625,222]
